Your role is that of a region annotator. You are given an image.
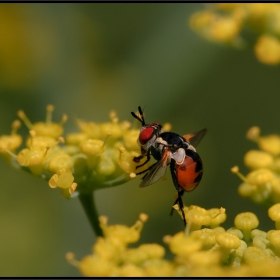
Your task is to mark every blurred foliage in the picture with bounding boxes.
[1,3,280,276]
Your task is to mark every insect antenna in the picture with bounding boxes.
[131,106,145,125]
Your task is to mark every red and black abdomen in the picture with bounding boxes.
[175,149,203,192]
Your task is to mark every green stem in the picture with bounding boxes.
[78,191,104,237]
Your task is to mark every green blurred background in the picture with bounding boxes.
[0,3,279,276]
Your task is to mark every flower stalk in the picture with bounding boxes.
[78,190,103,237]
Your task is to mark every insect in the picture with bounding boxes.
[131,106,206,227]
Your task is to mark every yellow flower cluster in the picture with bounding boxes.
[189,4,280,65]
[0,105,150,198]
[68,204,280,276]
[232,126,280,206]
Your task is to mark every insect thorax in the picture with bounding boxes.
[157,132,189,152]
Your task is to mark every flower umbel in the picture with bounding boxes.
[232,126,280,206]
[189,4,280,65]
[0,105,150,236]
[68,205,280,276]
[68,122,280,276]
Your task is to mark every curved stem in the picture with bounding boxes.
[78,191,104,237]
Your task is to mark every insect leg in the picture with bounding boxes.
[177,191,186,227]
[170,159,186,226]
[170,190,185,215]
[170,159,182,193]
[170,194,179,216]
[133,154,144,163]
[135,162,157,175]
[134,148,152,169]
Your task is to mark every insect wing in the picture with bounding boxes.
[183,128,207,148]
[140,149,170,188]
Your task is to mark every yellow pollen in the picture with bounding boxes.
[130,172,136,178]
[139,213,148,222]
[57,136,65,144]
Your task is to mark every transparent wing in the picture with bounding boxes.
[139,149,170,188]
[183,128,207,148]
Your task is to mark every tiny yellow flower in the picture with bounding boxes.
[0,105,149,198]
[215,232,241,262]
[116,264,145,277]
[100,213,148,244]
[251,228,267,239]
[210,16,242,43]
[189,11,216,32]
[255,35,280,65]
[243,246,270,264]
[215,231,241,249]
[190,228,218,250]
[189,4,280,64]
[207,207,227,228]
[79,255,115,277]
[259,134,280,155]
[93,236,125,263]
[80,139,104,155]
[49,168,77,194]
[244,150,274,170]
[267,230,280,256]
[270,178,280,203]
[0,120,22,163]
[125,244,165,264]
[187,250,220,267]
[185,205,212,232]
[246,3,280,21]
[163,232,202,257]
[65,132,88,146]
[142,259,174,277]
[234,212,259,242]
[226,227,243,240]
[237,182,257,198]
[246,168,274,185]
[122,129,140,150]
[252,235,269,250]
[17,105,67,138]
[268,204,280,230]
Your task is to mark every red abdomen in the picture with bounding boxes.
[176,152,203,192]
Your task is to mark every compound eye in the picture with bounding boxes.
[139,127,154,145]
